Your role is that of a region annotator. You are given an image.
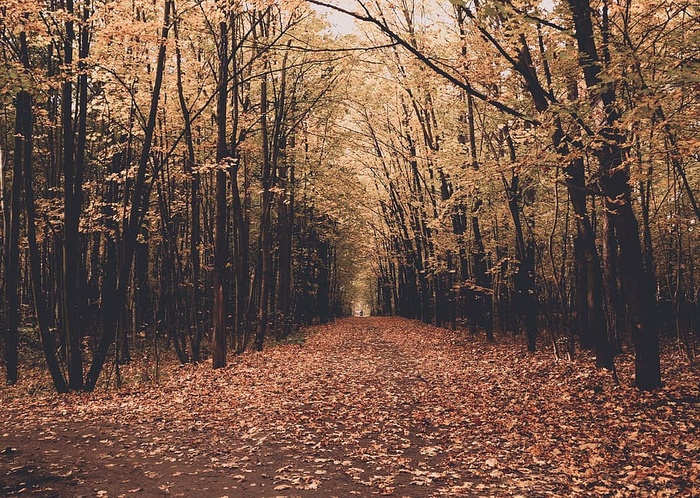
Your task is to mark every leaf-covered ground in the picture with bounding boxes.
[1,317,699,497]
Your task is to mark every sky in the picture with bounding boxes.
[310,0,557,35]
[310,3,359,35]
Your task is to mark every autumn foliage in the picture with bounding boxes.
[1,0,700,493]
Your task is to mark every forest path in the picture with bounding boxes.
[2,317,698,497]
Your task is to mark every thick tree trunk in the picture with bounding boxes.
[568,0,660,389]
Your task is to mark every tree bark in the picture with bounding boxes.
[4,90,25,385]
[567,0,660,389]
[515,31,613,367]
[503,131,538,352]
[212,19,229,369]
[20,84,70,392]
[84,0,172,391]
[174,9,202,362]
[256,71,273,351]
[61,0,90,390]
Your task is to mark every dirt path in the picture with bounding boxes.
[2,318,460,497]
[2,317,699,497]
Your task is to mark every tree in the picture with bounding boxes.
[85,0,173,391]
[567,0,660,389]
[2,0,695,392]
[304,0,677,388]
[212,11,230,369]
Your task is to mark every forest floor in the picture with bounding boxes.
[1,317,699,497]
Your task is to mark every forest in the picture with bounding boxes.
[2,0,699,390]
[1,0,700,495]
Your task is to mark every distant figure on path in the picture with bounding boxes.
[359,309,364,317]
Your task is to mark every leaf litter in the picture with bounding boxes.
[1,317,698,496]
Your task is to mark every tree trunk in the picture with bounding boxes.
[61,0,89,390]
[232,160,249,352]
[20,83,69,392]
[568,0,660,389]
[256,72,273,351]
[317,241,331,324]
[504,133,537,352]
[84,0,172,391]
[212,19,229,369]
[229,13,248,353]
[173,11,202,362]
[516,30,613,368]
[277,161,294,338]
[4,90,25,385]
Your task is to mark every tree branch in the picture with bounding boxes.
[305,0,539,125]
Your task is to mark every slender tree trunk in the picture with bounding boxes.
[317,240,331,324]
[277,161,294,338]
[229,13,248,353]
[212,19,229,369]
[61,0,87,390]
[516,30,613,368]
[602,213,623,352]
[174,9,202,362]
[503,131,538,352]
[84,0,172,391]
[4,90,25,385]
[20,83,69,392]
[564,152,612,368]
[256,72,273,351]
[232,160,248,352]
[465,92,493,340]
